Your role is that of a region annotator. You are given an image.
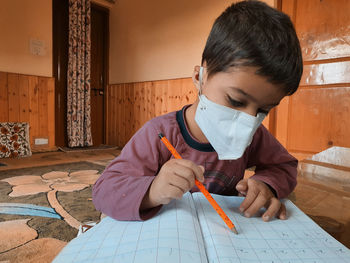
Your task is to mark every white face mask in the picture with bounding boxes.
[194,67,266,160]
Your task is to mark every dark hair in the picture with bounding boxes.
[202,0,303,95]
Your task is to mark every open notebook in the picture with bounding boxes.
[53,192,350,263]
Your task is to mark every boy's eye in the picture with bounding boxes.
[227,96,245,108]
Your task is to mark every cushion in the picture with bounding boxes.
[0,122,32,158]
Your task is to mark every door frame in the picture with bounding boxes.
[52,1,109,147]
[53,0,69,147]
[91,3,110,145]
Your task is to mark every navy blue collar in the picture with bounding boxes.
[176,106,215,152]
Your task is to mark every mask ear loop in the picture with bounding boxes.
[198,66,204,96]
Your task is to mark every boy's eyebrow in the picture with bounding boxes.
[231,87,280,107]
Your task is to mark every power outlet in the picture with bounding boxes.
[35,138,48,145]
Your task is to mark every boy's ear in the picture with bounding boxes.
[192,65,201,90]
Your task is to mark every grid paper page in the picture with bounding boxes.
[53,192,207,263]
[193,192,350,263]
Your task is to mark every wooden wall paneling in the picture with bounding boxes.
[274,96,290,148]
[146,81,153,122]
[123,83,128,144]
[139,82,145,127]
[0,72,8,122]
[112,85,118,146]
[119,84,125,145]
[122,83,127,144]
[124,83,130,144]
[47,78,55,149]
[0,72,55,151]
[109,85,117,145]
[274,0,296,149]
[262,114,269,131]
[28,76,39,146]
[7,74,20,122]
[105,83,109,144]
[105,85,113,144]
[154,81,162,117]
[179,78,187,107]
[116,84,121,146]
[19,75,30,124]
[176,78,186,110]
[167,79,177,112]
[159,80,167,116]
[330,88,350,148]
[129,83,135,138]
[150,81,156,119]
[37,78,49,139]
[133,82,140,134]
[181,78,196,106]
[295,0,350,61]
[287,87,350,153]
[115,85,120,146]
[107,78,213,147]
[145,82,151,125]
[281,0,296,23]
[140,81,146,128]
[133,83,139,136]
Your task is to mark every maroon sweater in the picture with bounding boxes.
[92,106,297,221]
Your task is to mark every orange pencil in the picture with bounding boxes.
[158,133,238,234]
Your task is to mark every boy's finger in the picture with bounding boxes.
[176,159,204,182]
[239,186,259,213]
[242,192,267,218]
[171,173,193,192]
[171,165,195,189]
[277,203,287,220]
[167,185,185,201]
[236,179,248,195]
[262,198,280,222]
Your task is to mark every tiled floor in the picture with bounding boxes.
[1,148,349,248]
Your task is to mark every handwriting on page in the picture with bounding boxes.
[53,193,208,263]
[194,193,350,263]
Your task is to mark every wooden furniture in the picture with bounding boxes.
[292,146,350,248]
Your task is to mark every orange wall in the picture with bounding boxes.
[0,0,274,83]
[109,0,274,84]
[0,0,52,77]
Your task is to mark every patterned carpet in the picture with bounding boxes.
[0,161,108,263]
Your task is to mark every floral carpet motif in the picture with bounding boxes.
[0,161,106,262]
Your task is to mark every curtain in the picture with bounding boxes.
[67,0,92,147]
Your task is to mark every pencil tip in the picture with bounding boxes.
[158,133,164,139]
[231,227,238,234]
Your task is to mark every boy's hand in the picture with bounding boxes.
[236,178,286,221]
[141,159,204,210]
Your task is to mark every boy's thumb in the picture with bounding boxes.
[197,165,205,182]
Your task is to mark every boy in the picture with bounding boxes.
[93,0,303,222]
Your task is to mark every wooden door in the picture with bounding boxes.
[275,0,350,160]
[90,4,109,146]
[53,0,69,147]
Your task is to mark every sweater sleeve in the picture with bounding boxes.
[92,121,169,221]
[247,125,298,199]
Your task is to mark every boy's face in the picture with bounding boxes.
[193,66,286,116]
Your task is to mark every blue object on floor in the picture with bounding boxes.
[0,203,62,219]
